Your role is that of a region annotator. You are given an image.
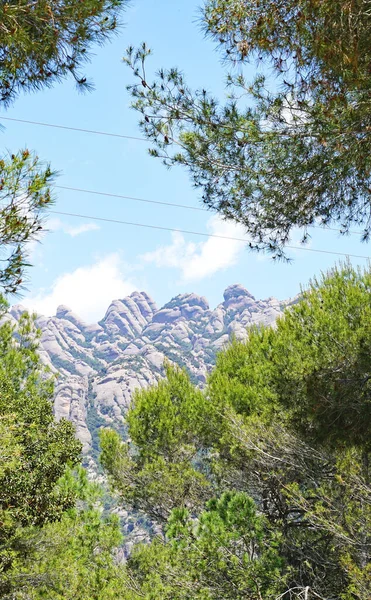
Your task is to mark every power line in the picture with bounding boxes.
[2,115,370,143]
[55,185,208,212]
[49,209,371,260]
[55,184,366,236]
[0,116,147,142]
[312,224,365,236]
[2,115,367,237]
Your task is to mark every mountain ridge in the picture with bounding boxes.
[9,284,295,458]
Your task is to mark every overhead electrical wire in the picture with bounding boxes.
[2,114,368,240]
[55,184,365,236]
[0,116,147,142]
[1,115,371,142]
[55,185,208,212]
[49,209,371,260]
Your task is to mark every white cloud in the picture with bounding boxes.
[66,223,100,237]
[22,219,99,266]
[23,254,136,322]
[141,215,247,282]
[47,218,100,237]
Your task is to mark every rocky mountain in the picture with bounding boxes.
[9,285,295,462]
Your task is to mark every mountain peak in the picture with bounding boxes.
[55,305,88,330]
[165,293,209,310]
[102,292,157,337]
[56,304,73,318]
[151,293,209,325]
[9,285,293,455]
[223,284,255,302]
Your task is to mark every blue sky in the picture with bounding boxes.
[2,0,371,323]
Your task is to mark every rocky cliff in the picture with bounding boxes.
[9,285,294,460]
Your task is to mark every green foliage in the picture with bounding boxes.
[285,449,371,600]
[0,0,129,106]
[101,264,371,599]
[0,304,82,597]
[0,0,129,296]
[213,263,371,449]
[204,0,371,90]
[0,309,82,525]
[0,414,21,478]
[0,301,135,600]
[0,306,132,599]
[124,0,371,257]
[271,264,371,448]
[127,491,285,599]
[100,365,212,521]
[205,264,371,594]
[0,150,54,294]
[127,364,207,456]
[207,328,279,421]
[5,468,131,600]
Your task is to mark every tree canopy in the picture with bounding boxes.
[4,263,371,600]
[0,303,133,600]
[124,0,371,257]
[0,151,54,295]
[0,0,128,105]
[101,263,371,599]
[125,492,285,600]
[10,469,131,600]
[0,302,82,596]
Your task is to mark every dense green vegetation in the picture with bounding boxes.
[3,262,371,599]
[125,0,371,258]
[0,300,80,596]
[12,470,130,600]
[1,1,371,598]
[101,263,371,599]
[0,2,132,596]
[0,299,134,599]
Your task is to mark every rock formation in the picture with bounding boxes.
[10,285,294,456]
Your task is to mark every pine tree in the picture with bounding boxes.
[0,0,129,294]
[0,0,128,105]
[14,469,130,600]
[0,150,54,294]
[101,264,371,599]
[124,0,371,258]
[0,302,81,597]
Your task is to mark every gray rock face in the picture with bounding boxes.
[11,286,295,457]
[102,292,156,338]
